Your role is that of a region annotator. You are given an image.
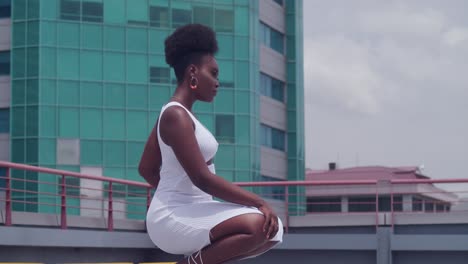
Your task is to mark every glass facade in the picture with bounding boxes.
[7,0,304,216]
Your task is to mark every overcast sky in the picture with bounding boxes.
[303,0,468,181]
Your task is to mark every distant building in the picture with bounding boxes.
[305,164,457,214]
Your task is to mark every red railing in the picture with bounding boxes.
[1,161,468,232]
[0,161,152,231]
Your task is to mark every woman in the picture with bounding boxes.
[139,24,283,264]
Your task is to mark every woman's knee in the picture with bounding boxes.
[210,213,267,243]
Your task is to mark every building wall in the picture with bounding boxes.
[8,0,304,215]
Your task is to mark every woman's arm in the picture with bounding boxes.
[160,107,279,238]
[138,120,162,188]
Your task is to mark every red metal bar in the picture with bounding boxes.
[375,183,379,229]
[0,161,150,188]
[392,178,468,184]
[146,188,151,212]
[237,179,378,187]
[5,168,12,226]
[284,186,289,233]
[108,182,113,231]
[390,185,394,230]
[61,175,67,229]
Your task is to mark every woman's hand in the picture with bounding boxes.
[258,202,279,239]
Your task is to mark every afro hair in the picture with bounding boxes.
[164,24,218,82]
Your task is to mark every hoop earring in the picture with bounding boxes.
[190,75,198,90]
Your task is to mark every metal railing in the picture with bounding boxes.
[1,161,468,232]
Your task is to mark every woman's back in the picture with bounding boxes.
[155,101,218,206]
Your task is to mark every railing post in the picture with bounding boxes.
[375,181,379,229]
[5,168,12,226]
[146,187,151,212]
[390,184,394,231]
[61,175,67,229]
[108,182,113,231]
[284,185,289,233]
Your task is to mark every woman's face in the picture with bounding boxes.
[192,55,219,102]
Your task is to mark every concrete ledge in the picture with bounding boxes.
[0,226,153,248]
[277,233,378,250]
[289,213,385,227]
[391,234,468,251]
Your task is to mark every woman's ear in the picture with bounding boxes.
[189,64,198,75]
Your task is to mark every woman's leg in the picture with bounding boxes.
[176,213,269,264]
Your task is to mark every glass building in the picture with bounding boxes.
[0,0,304,216]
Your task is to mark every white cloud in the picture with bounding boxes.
[443,27,468,46]
[359,5,446,37]
[304,36,388,115]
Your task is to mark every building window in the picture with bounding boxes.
[349,196,376,212]
[260,73,285,102]
[273,0,284,6]
[172,8,191,28]
[59,176,80,196]
[379,196,402,212]
[150,6,169,28]
[60,0,103,22]
[0,51,10,76]
[60,0,81,21]
[307,197,341,213]
[261,124,286,151]
[258,176,285,201]
[215,9,234,33]
[0,0,11,18]
[425,200,434,212]
[82,1,103,22]
[193,6,213,27]
[150,67,170,84]
[0,166,6,189]
[0,108,8,133]
[215,115,235,143]
[104,182,126,198]
[413,197,423,211]
[260,22,284,54]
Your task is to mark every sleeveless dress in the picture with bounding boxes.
[146,102,283,256]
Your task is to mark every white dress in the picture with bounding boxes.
[146,102,283,256]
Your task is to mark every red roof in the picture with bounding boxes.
[306,166,429,181]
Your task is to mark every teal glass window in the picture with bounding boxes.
[215,115,234,143]
[172,9,191,28]
[103,0,124,24]
[0,51,9,75]
[0,0,11,18]
[127,27,148,52]
[215,8,233,33]
[260,73,285,102]
[260,22,284,54]
[82,24,103,49]
[127,54,148,83]
[149,6,169,28]
[150,66,170,83]
[127,0,148,26]
[60,0,80,21]
[80,108,102,139]
[260,124,286,151]
[193,6,212,27]
[104,52,125,82]
[82,1,103,22]
[60,0,103,22]
[0,167,6,189]
[0,108,9,133]
[259,175,285,201]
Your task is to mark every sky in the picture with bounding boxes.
[303,0,468,181]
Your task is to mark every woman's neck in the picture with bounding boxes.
[170,86,195,111]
